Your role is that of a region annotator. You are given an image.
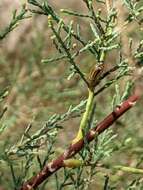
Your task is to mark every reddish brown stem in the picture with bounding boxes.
[20,94,139,190]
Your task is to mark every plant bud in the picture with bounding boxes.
[88,64,104,91]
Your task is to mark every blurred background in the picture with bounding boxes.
[0,0,143,189]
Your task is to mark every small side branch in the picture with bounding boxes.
[0,5,29,40]
[48,17,89,87]
[20,94,139,190]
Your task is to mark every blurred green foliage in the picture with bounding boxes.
[0,0,143,189]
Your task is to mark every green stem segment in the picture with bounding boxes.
[72,89,94,144]
[114,165,143,174]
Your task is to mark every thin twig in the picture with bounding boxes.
[49,20,89,87]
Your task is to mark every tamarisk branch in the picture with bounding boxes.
[20,94,139,190]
